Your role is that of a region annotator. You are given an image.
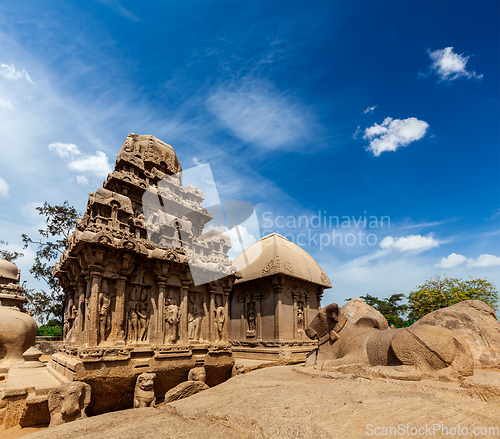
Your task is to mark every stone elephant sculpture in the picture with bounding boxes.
[0,307,37,369]
[305,303,474,381]
[48,381,92,427]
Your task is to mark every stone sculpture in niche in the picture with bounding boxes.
[133,372,156,408]
[127,286,140,343]
[99,280,111,342]
[165,298,180,344]
[137,288,149,343]
[247,305,255,332]
[48,381,91,427]
[63,296,76,340]
[188,297,203,342]
[215,300,225,343]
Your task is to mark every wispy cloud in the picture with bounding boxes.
[363,117,429,156]
[0,98,14,109]
[98,0,139,22]
[363,105,377,114]
[0,176,9,198]
[76,175,89,186]
[380,234,439,253]
[425,47,483,81]
[206,78,317,150]
[49,143,112,178]
[0,63,33,84]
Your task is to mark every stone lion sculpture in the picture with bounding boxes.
[48,381,92,427]
[305,303,474,381]
[134,372,156,408]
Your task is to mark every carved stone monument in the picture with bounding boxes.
[133,372,156,408]
[0,258,37,374]
[48,381,91,427]
[230,233,331,360]
[51,134,238,415]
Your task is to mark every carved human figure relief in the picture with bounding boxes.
[63,296,76,340]
[165,298,180,344]
[297,304,304,328]
[133,372,156,408]
[215,299,225,342]
[247,305,255,332]
[127,285,140,343]
[99,280,111,343]
[137,288,149,343]
[188,297,203,341]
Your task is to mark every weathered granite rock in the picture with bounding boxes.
[48,381,91,427]
[413,300,500,368]
[163,381,209,403]
[340,298,389,330]
[306,302,474,381]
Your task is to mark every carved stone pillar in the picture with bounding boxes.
[84,273,91,346]
[222,287,230,342]
[114,276,128,345]
[156,277,166,345]
[272,276,284,341]
[179,282,190,343]
[255,293,262,341]
[76,280,86,343]
[305,294,311,329]
[207,283,217,342]
[292,291,298,339]
[88,267,103,346]
[239,295,246,340]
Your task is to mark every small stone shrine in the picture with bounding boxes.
[51,134,238,415]
[230,233,331,360]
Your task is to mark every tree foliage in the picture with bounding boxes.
[407,275,499,321]
[22,201,79,324]
[355,293,409,326]
[0,239,24,262]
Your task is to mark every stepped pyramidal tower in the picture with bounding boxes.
[52,134,238,414]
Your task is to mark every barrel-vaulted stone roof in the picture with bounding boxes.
[233,233,331,288]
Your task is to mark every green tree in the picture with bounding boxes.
[407,275,499,321]
[22,201,79,324]
[0,239,24,262]
[353,293,409,326]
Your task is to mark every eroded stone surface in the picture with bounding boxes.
[413,300,500,368]
[48,381,91,427]
[306,302,474,381]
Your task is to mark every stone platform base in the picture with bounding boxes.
[231,341,315,361]
[50,343,234,415]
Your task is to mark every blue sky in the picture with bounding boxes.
[0,1,498,308]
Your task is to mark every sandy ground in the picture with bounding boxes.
[16,365,499,439]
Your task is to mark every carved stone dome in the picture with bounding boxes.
[0,258,20,284]
[232,233,331,288]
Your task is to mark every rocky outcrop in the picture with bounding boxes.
[414,300,500,368]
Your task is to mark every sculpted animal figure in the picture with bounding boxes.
[134,372,156,408]
[48,381,91,427]
[305,303,474,381]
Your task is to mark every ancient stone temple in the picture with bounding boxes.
[51,134,238,414]
[0,258,29,311]
[230,233,331,360]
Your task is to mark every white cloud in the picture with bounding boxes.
[0,98,14,109]
[0,176,9,197]
[352,125,361,140]
[468,254,500,268]
[48,142,81,159]
[207,79,316,150]
[21,201,43,218]
[76,175,89,186]
[364,117,429,156]
[427,47,483,81]
[0,63,33,84]
[380,234,439,253]
[363,105,377,114]
[68,151,112,177]
[191,157,206,167]
[435,253,468,268]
